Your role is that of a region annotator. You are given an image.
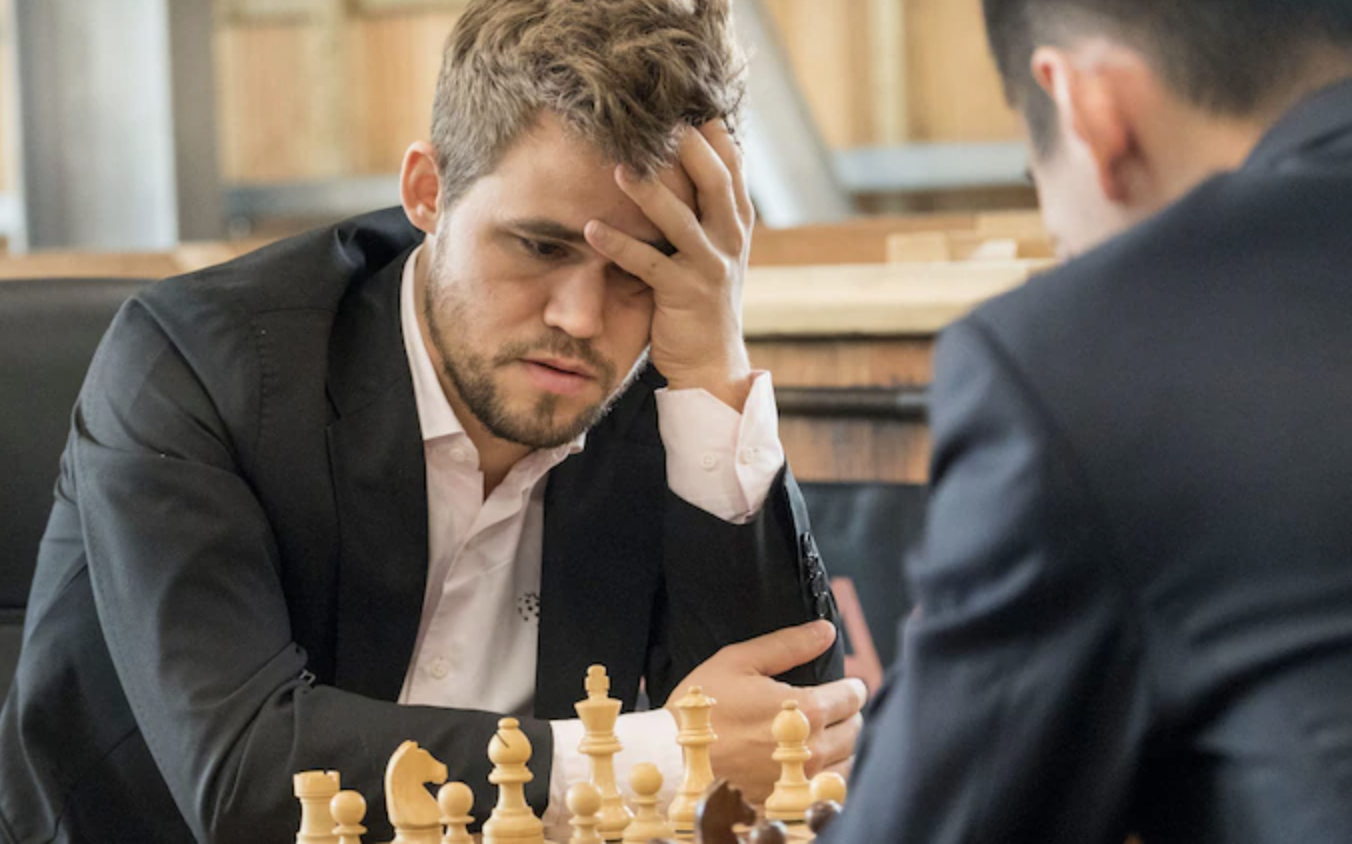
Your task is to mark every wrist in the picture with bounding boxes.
[663,358,755,411]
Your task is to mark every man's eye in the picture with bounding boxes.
[520,238,565,259]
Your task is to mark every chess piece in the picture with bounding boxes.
[805,801,842,837]
[294,770,341,844]
[575,665,633,840]
[747,820,788,844]
[622,763,675,843]
[331,790,367,844]
[438,782,475,844]
[694,780,755,844]
[567,782,604,844]
[763,701,812,825]
[482,717,546,844]
[667,686,717,841]
[387,740,450,844]
[808,771,847,807]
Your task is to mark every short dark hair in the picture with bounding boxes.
[983,0,1352,156]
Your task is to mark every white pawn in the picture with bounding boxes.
[764,701,812,825]
[483,718,545,844]
[567,782,604,844]
[622,763,675,843]
[330,790,367,844]
[809,771,847,806]
[438,782,475,844]
[294,770,341,844]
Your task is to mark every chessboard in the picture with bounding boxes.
[293,665,847,844]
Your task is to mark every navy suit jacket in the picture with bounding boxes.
[0,210,842,844]
[830,79,1352,843]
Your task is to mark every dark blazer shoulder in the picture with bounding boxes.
[140,207,420,322]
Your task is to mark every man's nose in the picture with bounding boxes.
[541,265,606,340]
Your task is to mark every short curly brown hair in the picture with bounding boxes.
[431,0,747,208]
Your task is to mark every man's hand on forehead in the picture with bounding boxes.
[583,120,757,411]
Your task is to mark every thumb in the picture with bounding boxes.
[728,620,837,677]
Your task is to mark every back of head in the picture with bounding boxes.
[431,0,746,208]
[983,0,1352,155]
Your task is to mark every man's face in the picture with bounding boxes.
[420,114,696,449]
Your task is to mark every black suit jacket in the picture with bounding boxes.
[0,209,842,844]
[829,79,1352,843]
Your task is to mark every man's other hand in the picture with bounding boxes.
[666,620,867,802]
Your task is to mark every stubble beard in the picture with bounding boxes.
[422,270,648,449]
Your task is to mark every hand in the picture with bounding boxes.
[584,121,757,411]
[665,620,868,803]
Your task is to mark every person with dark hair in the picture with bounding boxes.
[826,2,1352,842]
[0,2,865,842]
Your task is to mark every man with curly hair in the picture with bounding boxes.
[0,2,864,841]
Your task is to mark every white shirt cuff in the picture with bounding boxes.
[655,371,786,524]
[544,709,683,841]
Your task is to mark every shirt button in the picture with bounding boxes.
[428,657,451,680]
[449,446,471,465]
[700,453,719,471]
[737,446,756,466]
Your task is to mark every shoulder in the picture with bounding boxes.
[82,209,421,455]
[137,207,419,331]
[969,167,1352,363]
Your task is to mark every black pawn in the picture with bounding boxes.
[805,800,843,836]
[747,820,788,844]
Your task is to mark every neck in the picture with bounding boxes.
[413,246,531,497]
[1149,61,1352,208]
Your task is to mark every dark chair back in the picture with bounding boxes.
[799,482,927,691]
[0,277,151,701]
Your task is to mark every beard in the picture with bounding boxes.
[422,270,647,449]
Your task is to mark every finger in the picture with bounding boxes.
[807,677,868,729]
[699,120,753,227]
[724,619,837,677]
[809,714,863,770]
[679,126,743,251]
[613,166,722,275]
[584,220,680,291]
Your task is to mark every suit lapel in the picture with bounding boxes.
[325,248,430,700]
[534,378,667,718]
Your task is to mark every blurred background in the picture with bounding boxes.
[0,0,1036,255]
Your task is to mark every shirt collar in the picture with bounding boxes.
[399,246,587,460]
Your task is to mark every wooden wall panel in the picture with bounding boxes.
[212,1,1023,182]
[903,0,1020,141]
[216,18,349,182]
[750,338,936,483]
[763,0,1018,147]
[762,0,875,149]
[348,11,460,175]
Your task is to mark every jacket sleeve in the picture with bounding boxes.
[821,318,1152,844]
[72,298,552,844]
[644,463,845,707]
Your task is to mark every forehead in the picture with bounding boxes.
[462,114,696,242]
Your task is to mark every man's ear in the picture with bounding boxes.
[1031,46,1136,203]
[400,141,443,235]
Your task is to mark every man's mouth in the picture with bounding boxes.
[524,357,595,379]
[520,357,597,396]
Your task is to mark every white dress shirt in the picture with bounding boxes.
[395,247,785,838]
